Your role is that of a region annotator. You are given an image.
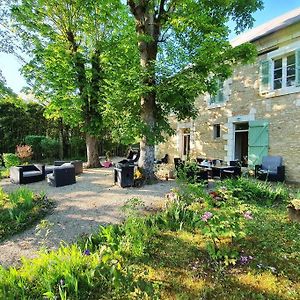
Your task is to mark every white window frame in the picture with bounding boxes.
[266,41,300,96]
[271,53,295,90]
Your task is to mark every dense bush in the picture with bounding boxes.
[0,101,49,154]
[25,135,46,160]
[41,138,60,159]
[2,153,20,168]
[69,136,86,160]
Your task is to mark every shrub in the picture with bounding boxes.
[25,135,46,160]
[0,187,54,241]
[2,153,20,168]
[219,177,290,205]
[41,138,59,159]
[15,144,33,163]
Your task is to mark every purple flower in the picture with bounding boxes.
[201,211,213,222]
[239,255,253,265]
[59,279,65,286]
[84,249,91,256]
[243,211,253,220]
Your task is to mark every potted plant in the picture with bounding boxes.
[101,151,113,168]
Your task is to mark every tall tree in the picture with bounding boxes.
[11,0,132,167]
[125,0,263,179]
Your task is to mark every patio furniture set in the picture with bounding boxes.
[10,160,83,187]
[174,155,285,183]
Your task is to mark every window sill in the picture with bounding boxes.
[261,86,300,98]
[207,102,226,109]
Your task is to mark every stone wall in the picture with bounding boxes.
[156,24,300,183]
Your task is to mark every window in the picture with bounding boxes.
[213,124,221,139]
[182,129,190,156]
[259,43,300,95]
[209,81,224,105]
[273,53,295,90]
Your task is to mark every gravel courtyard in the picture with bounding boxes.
[0,166,176,267]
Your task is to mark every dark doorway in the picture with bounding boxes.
[234,123,248,166]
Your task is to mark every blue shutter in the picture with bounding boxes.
[248,120,269,167]
[259,60,271,94]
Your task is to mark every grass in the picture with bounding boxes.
[0,168,9,179]
[135,202,300,299]
[0,187,55,241]
[0,179,299,299]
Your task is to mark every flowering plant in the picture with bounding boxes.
[199,190,254,265]
[16,144,33,163]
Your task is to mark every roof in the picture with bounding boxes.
[231,7,300,47]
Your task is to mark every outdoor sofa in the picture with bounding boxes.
[54,160,83,175]
[47,163,76,187]
[10,164,45,184]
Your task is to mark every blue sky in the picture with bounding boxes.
[0,0,300,94]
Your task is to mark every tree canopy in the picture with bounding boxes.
[122,0,263,178]
[11,0,137,166]
[6,0,263,175]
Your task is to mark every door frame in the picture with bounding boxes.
[234,123,249,161]
[226,113,255,162]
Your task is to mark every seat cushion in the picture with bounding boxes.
[261,156,282,173]
[60,163,73,168]
[23,171,42,177]
[45,166,55,174]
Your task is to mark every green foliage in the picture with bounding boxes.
[0,243,152,299]
[0,100,53,154]
[69,136,86,160]
[0,196,159,298]
[123,0,263,149]
[176,160,208,184]
[3,153,20,168]
[0,178,298,299]
[219,177,290,205]
[0,187,54,241]
[24,135,45,160]
[41,137,59,159]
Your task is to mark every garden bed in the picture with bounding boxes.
[0,187,55,241]
[0,178,299,299]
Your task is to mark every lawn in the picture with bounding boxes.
[0,177,299,299]
[139,203,300,299]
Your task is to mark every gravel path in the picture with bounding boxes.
[0,166,176,268]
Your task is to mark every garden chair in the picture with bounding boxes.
[255,155,285,182]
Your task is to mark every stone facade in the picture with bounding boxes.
[156,17,300,183]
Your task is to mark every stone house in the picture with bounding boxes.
[156,8,300,183]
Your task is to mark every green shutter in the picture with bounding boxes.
[248,120,269,167]
[259,60,271,94]
[295,49,300,86]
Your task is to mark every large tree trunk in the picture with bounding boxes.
[86,134,101,168]
[139,93,156,179]
[128,3,161,180]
